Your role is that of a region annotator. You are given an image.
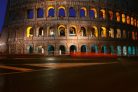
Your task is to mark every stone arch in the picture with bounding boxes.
[99,9,105,19]
[70,45,77,53]
[27,26,33,37]
[37,8,44,18]
[47,6,55,17]
[58,25,66,37]
[91,45,98,53]
[80,7,87,17]
[89,8,97,19]
[91,26,98,37]
[69,26,77,36]
[80,27,87,36]
[81,45,87,52]
[59,45,66,54]
[69,7,76,17]
[100,27,106,38]
[58,6,65,17]
[48,45,55,55]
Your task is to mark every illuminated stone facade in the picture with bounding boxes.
[1,0,138,56]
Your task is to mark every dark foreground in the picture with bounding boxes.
[0,57,138,92]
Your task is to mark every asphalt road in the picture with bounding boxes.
[0,58,138,92]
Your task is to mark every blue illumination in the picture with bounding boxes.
[48,8,55,17]
[37,8,44,18]
[59,8,65,17]
[80,9,85,17]
[27,9,33,19]
[89,10,95,18]
[69,7,76,17]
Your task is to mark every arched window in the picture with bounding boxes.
[116,29,121,38]
[117,46,121,56]
[91,26,98,37]
[37,27,44,36]
[27,45,33,54]
[100,9,105,19]
[81,45,87,52]
[109,28,114,38]
[37,8,44,18]
[100,27,106,38]
[91,45,98,53]
[122,14,125,23]
[126,16,130,24]
[70,45,77,53]
[108,11,113,20]
[58,7,65,17]
[80,27,87,36]
[101,45,107,54]
[116,12,120,22]
[48,27,55,37]
[69,26,76,36]
[131,17,134,25]
[69,7,76,17]
[27,9,33,19]
[123,46,127,56]
[48,7,55,17]
[89,8,97,19]
[59,45,66,54]
[27,27,33,37]
[58,25,65,36]
[48,45,54,55]
[80,7,87,17]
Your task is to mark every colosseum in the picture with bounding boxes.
[1,0,138,56]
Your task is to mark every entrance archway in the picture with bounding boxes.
[81,45,87,52]
[48,45,54,55]
[70,45,77,53]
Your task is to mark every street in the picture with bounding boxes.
[0,57,138,92]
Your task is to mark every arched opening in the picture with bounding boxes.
[108,11,113,20]
[101,45,107,54]
[116,29,121,38]
[59,45,66,54]
[27,9,34,19]
[58,25,65,37]
[27,27,33,37]
[37,8,44,18]
[117,46,121,56]
[109,46,114,54]
[116,12,120,22]
[89,8,97,19]
[80,7,87,17]
[128,46,132,55]
[100,27,106,38]
[80,27,87,36]
[81,45,87,52]
[36,46,44,54]
[91,45,98,53]
[48,7,55,17]
[69,26,76,36]
[123,46,127,56]
[69,7,76,17]
[27,45,33,54]
[131,17,134,25]
[37,27,44,37]
[132,46,136,55]
[48,45,54,55]
[99,9,105,19]
[91,26,98,37]
[58,6,65,17]
[126,16,130,24]
[70,45,77,53]
[49,27,55,37]
[109,28,114,38]
[122,14,125,23]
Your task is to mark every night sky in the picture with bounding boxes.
[0,0,138,32]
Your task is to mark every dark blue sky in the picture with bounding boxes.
[0,0,7,32]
